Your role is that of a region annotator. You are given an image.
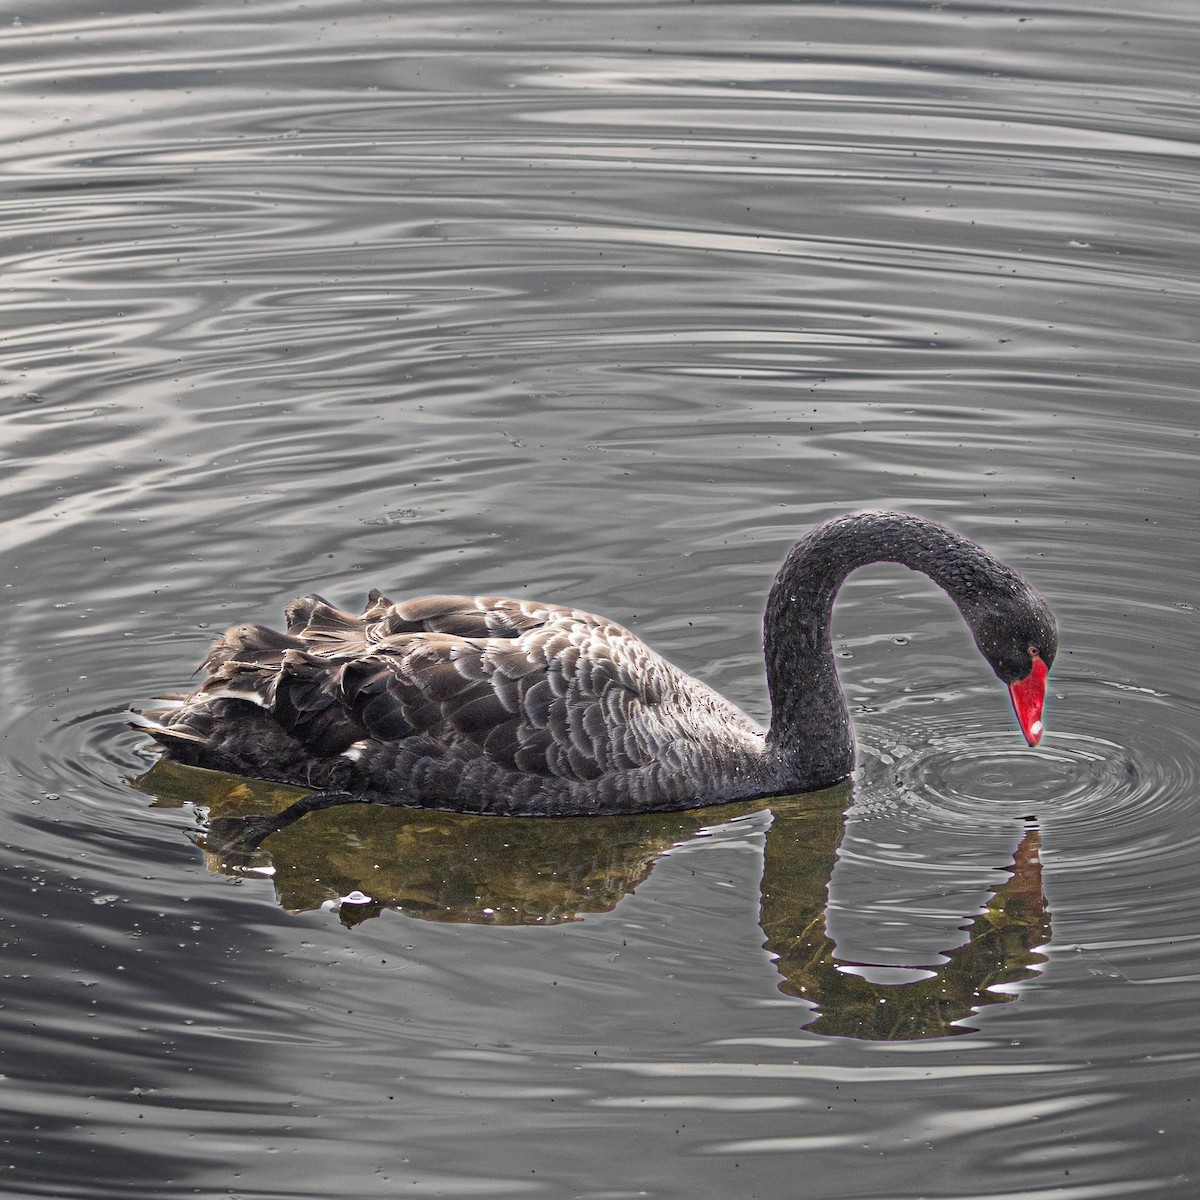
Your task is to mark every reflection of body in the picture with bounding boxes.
[136,511,1055,815]
[138,762,1050,1040]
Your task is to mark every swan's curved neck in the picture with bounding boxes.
[762,511,1003,789]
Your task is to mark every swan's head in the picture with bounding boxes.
[967,584,1058,747]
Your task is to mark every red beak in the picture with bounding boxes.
[1008,654,1049,746]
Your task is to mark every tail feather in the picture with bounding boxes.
[285,594,357,636]
[136,590,426,782]
[197,659,278,707]
[363,589,396,619]
[203,623,303,672]
[130,713,208,749]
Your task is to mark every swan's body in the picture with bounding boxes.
[138,511,1056,817]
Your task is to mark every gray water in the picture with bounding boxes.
[3,1,1198,1196]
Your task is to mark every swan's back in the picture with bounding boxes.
[140,591,768,816]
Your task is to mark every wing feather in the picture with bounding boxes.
[153,592,736,797]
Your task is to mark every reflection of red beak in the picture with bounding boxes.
[1008,655,1049,746]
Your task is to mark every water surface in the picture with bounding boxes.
[2,1,1198,1196]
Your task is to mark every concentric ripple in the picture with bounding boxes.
[891,728,1134,821]
[855,680,1200,894]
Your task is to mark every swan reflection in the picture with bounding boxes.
[135,760,1050,1041]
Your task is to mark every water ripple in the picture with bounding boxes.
[868,684,1199,843]
[3,1,1199,1197]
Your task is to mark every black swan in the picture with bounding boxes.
[136,510,1056,817]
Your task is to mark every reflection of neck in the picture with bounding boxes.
[759,800,1051,1040]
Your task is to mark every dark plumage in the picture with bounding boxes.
[135,510,1057,816]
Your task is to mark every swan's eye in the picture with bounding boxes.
[1028,645,1040,659]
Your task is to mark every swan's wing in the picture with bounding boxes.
[190,595,683,781]
[201,592,600,670]
[303,590,597,643]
